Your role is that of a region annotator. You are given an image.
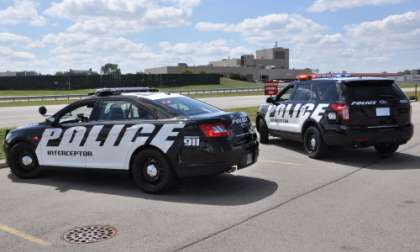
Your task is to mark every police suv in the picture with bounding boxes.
[256,75,413,159]
[4,88,258,193]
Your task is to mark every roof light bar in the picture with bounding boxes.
[94,87,159,96]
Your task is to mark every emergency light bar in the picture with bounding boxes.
[93,87,159,96]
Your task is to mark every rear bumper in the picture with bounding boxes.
[323,124,414,147]
[174,136,259,178]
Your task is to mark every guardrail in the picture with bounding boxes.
[0,83,417,103]
[0,87,265,103]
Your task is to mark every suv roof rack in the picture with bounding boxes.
[92,87,159,96]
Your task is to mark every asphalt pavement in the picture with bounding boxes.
[0,103,419,251]
[0,95,266,128]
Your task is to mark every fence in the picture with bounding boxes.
[0,87,265,103]
[0,74,221,90]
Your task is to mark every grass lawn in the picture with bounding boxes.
[226,106,259,123]
[0,78,258,97]
[0,128,7,160]
[398,82,420,88]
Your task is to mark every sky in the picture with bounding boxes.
[0,0,419,74]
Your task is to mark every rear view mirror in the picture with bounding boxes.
[266,97,275,104]
[39,106,47,116]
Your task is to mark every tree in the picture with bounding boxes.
[101,63,121,76]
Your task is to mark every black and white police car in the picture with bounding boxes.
[256,75,413,158]
[4,88,258,193]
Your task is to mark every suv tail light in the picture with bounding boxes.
[330,103,350,121]
[199,122,230,138]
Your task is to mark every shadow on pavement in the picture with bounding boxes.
[269,138,420,170]
[7,169,278,206]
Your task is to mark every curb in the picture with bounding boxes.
[0,160,7,169]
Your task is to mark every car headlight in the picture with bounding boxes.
[5,131,12,144]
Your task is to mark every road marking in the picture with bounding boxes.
[260,160,301,166]
[0,224,51,246]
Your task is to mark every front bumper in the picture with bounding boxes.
[174,137,259,178]
[323,124,414,147]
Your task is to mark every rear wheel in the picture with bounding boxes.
[131,149,175,194]
[257,118,269,144]
[303,126,328,159]
[8,143,41,179]
[374,143,399,157]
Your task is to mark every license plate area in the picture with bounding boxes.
[376,107,390,117]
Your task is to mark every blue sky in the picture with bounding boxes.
[0,0,419,73]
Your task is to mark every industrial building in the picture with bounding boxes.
[144,47,310,81]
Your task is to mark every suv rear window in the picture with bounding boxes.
[155,96,221,116]
[343,81,405,100]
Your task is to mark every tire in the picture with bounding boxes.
[303,126,328,159]
[8,143,41,179]
[374,143,399,157]
[131,149,175,194]
[258,118,269,144]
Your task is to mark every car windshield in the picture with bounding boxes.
[155,96,221,116]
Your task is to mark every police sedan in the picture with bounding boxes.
[4,88,259,193]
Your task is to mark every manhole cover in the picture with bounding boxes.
[63,225,117,244]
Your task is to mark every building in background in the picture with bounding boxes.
[145,47,309,81]
[0,71,39,77]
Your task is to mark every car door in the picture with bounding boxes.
[265,84,295,131]
[84,98,157,170]
[36,100,97,168]
[288,82,316,133]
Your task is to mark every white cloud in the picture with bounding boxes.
[44,0,201,34]
[196,14,325,45]
[158,40,251,65]
[196,11,420,72]
[308,0,404,13]
[0,0,46,26]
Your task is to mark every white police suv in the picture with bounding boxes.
[256,75,413,159]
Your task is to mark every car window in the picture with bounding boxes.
[313,81,339,102]
[58,102,95,124]
[155,96,221,116]
[97,100,154,121]
[291,83,314,102]
[275,85,294,102]
[343,81,405,100]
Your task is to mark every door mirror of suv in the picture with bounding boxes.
[39,106,47,116]
[266,97,275,104]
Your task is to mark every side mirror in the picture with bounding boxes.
[46,116,56,125]
[266,97,275,104]
[39,106,47,116]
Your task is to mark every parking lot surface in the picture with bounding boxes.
[0,103,419,252]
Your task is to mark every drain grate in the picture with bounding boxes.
[63,225,117,244]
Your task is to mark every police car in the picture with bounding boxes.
[256,75,413,159]
[4,88,258,193]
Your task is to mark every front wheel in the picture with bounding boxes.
[303,126,328,159]
[257,118,269,144]
[131,149,175,194]
[8,143,41,179]
[374,143,399,157]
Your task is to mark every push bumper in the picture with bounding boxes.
[174,138,259,178]
[323,124,414,147]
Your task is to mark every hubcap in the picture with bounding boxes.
[310,137,317,150]
[21,155,33,166]
[146,164,158,178]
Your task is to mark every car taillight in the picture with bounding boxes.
[330,103,350,121]
[199,122,229,138]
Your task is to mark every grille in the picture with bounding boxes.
[63,225,117,244]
